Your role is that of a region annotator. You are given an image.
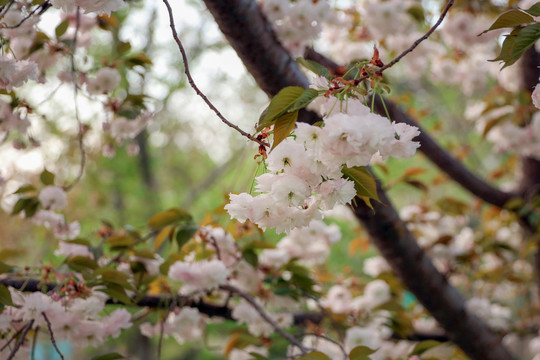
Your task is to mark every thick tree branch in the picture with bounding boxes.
[304,48,519,209]
[0,277,320,326]
[200,1,515,359]
[519,47,540,295]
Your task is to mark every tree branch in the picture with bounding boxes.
[375,0,454,74]
[221,284,308,354]
[6,320,33,360]
[200,1,515,359]
[161,0,267,148]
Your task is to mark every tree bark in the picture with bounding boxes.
[519,47,540,296]
[200,0,515,359]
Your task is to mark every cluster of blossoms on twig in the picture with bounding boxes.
[226,81,420,234]
[466,88,540,160]
[50,0,125,16]
[0,289,132,357]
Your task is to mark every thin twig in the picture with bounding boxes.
[376,0,454,74]
[30,326,38,360]
[3,1,50,29]
[42,313,64,360]
[220,284,308,354]
[64,7,86,192]
[7,320,34,360]
[161,0,267,148]
[157,316,164,360]
[0,0,16,17]
[157,304,172,360]
[0,325,26,352]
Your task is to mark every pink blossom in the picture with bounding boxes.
[55,241,94,259]
[532,83,540,109]
[38,186,67,211]
[168,259,229,293]
[102,309,132,338]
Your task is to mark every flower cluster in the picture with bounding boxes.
[259,220,341,267]
[50,0,125,15]
[0,55,38,92]
[140,307,205,344]
[1,289,132,350]
[320,280,391,315]
[168,259,229,295]
[232,298,293,337]
[0,99,30,134]
[31,186,81,240]
[33,210,81,240]
[484,113,540,160]
[226,96,419,234]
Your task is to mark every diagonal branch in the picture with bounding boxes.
[376,0,454,74]
[221,284,308,354]
[161,0,267,147]
[200,1,515,359]
[304,48,519,209]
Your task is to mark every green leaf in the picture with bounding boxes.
[64,238,91,246]
[154,225,174,251]
[91,353,125,360]
[349,345,377,360]
[271,111,299,150]
[410,340,442,356]
[481,114,508,137]
[490,28,521,66]
[98,285,133,305]
[175,223,199,249]
[13,184,36,195]
[0,284,14,306]
[132,249,156,259]
[407,5,425,23]
[297,351,331,360]
[55,19,69,39]
[523,3,540,16]
[248,353,268,360]
[0,261,13,275]
[39,169,55,186]
[296,58,332,78]
[148,208,193,231]
[257,86,305,131]
[125,53,153,67]
[116,108,140,120]
[480,9,533,35]
[66,255,98,271]
[11,198,31,215]
[116,41,131,56]
[341,166,380,207]
[244,240,276,250]
[507,23,540,67]
[11,197,39,217]
[95,268,135,291]
[106,235,137,250]
[242,249,258,268]
[287,88,319,113]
